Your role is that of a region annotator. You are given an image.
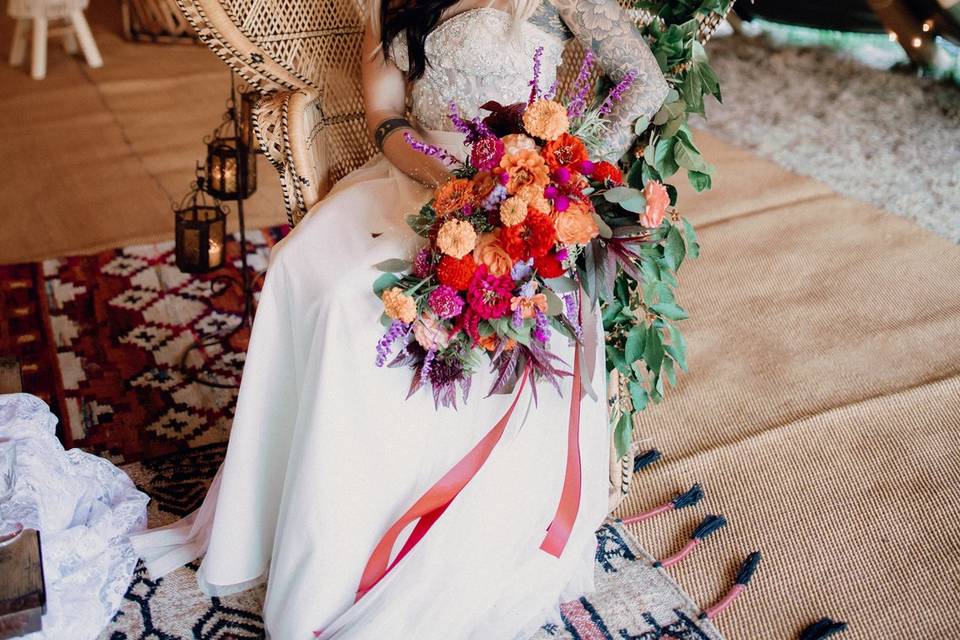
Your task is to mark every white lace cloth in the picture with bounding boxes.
[0,393,148,640]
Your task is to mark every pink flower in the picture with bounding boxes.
[471,136,505,171]
[640,181,669,228]
[428,285,465,319]
[466,265,513,319]
[510,292,548,319]
[413,313,451,350]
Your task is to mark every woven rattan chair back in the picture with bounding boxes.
[177,0,728,224]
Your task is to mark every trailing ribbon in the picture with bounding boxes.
[355,366,531,602]
[355,307,588,600]
[539,341,582,557]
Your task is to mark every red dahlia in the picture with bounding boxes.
[437,254,477,291]
[542,133,588,171]
[500,210,557,261]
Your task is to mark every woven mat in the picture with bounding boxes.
[614,134,960,639]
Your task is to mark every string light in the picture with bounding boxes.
[888,31,898,42]
[922,19,933,33]
[911,36,922,48]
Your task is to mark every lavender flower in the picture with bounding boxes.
[403,132,462,168]
[566,50,595,119]
[598,69,639,117]
[528,46,544,105]
[511,306,524,329]
[510,258,533,282]
[544,79,558,101]
[563,293,582,339]
[533,309,551,343]
[518,280,537,297]
[421,348,437,381]
[482,184,508,211]
[376,320,410,367]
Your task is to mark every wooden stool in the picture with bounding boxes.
[7,0,102,80]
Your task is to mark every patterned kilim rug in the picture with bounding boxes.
[106,443,731,640]
[0,229,284,463]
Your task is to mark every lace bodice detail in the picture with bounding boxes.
[390,8,565,131]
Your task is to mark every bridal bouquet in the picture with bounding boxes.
[373,49,701,451]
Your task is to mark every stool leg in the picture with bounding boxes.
[68,11,102,69]
[9,18,29,66]
[31,17,47,80]
[63,30,79,55]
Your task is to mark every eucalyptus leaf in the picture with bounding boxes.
[544,276,579,293]
[650,302,689,321]
[682,218,700,258]
[542,287,564,316]
[628,381,648,412]
[687,170,712,192]
[614,412,632,458]
[644,328,664,374]
[372,272,401,296]
[618,196,647,215]
[663,357,677,386]
[593,213,614,239]
[373,258,412,273]
[625,324,645,364]
[604,186,644,204]
[633,115,650,135]
[664,226,686,271]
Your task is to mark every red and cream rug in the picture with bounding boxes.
[0,228,285,463]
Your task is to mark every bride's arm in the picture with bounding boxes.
[548,0,669,162]
[361,25,453,187]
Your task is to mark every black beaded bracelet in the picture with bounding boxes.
[374,117,413,150]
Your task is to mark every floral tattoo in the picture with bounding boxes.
[546,0,669,162]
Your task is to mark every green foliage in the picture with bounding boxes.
[598,0,729,450]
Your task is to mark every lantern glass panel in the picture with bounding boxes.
[205,137,256,201]
[175,202,228,273]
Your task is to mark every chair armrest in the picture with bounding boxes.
[253,89,327,227]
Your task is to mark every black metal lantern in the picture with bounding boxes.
[174,183,229,273]
[203,85,258,201]
[205,134,257,201]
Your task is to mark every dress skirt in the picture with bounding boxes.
[132,130,611,639]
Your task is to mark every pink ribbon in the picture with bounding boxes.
[355,333,585,600]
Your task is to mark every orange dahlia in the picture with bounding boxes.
[469,171,497,204]
[437,254,477,291]
[542,133,588,171]
[433,178,473,216]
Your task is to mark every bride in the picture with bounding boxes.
[133,0,667,637]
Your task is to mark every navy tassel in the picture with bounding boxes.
[633,448,662,472]
[799,618,848,640]
[735,551,762,585]
[692,514,727,540]
[671,483,704,510]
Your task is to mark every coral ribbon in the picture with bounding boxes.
[355,366,531,602]
[354,331,586,601]
[539,340,582,557]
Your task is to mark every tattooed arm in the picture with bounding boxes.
[542,0,669,162]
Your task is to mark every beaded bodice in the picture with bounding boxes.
[390,8,565,131]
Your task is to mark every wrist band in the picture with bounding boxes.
[374,117,413,150]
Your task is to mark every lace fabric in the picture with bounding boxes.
[389,8,565,131]
[0,393,148,640]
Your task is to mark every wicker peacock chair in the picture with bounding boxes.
[174,0,731,512]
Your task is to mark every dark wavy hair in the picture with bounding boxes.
[379,0,461,81]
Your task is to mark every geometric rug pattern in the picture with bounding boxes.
[106,445,728,640]
[0,228,284,463]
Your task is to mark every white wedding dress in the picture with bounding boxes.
[133,9,613,639]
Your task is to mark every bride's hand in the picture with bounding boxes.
[548,0,669,163]
[361,24,455,188]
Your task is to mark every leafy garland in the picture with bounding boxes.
[600,0,730,457]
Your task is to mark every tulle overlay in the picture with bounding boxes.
[0,393,148,640]
[132,130,611,638]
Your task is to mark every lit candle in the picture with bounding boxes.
[223,159,238,194]
[208,238,223,266]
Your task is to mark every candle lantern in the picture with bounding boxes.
[205,134,257,201]
[174,183,229,273]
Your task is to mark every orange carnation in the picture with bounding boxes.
[640,180,670,228]
[470,171,497,204]
[499,150,549,197]
[382,287,417,324]
[434,178,473,216]
[542,133,588,170]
